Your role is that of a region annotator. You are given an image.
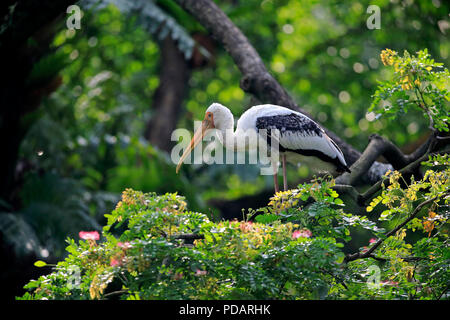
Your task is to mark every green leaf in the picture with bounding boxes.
[329,190,339,198]
[255,213,280,224]
[34,260,47,268]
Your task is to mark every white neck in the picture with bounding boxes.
[206,103,237,150]
[215,114,237,151]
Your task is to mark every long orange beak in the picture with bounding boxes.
[176,113,214,174]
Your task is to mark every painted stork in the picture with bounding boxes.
[176,103,350,193]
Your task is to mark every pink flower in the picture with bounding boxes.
[381,280,399,287]
[110,258,120,267]
[195,269,207,276]
[369,238,377,244]
[174,272,183,280]
[292,229,312,239]
[239,221,253,233]
[79,231,100,240]
[117,242,132,249]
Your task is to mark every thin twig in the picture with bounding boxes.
[319,267,349,289]
[437,284,449,300]
[344,195,440,263]
[171,233,204,240]
[102,289,127,299]
[359,150,446,204]
[414,83,435,132]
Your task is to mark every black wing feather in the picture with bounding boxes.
[256,113,350,173]
[255,113,323,136]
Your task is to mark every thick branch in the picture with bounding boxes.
[174,0,291,106]
[173,0,386,182]
[334,143,449,207]
[336,135,393,186]
[359,149,447,205]
[336,132,440,187]
[332,184,364,205]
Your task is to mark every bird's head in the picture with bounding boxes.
[205,103,234,130]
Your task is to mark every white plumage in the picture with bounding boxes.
[241,105,346,163]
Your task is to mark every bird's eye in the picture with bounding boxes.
[208,114,212,118]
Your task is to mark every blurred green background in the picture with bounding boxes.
[0,0,448,298]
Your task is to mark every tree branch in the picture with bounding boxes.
[171,233,205,240]
[336,133,437,186]
[344,195,440,263]
[336,135,394,186]
[332,184,364,205]
[359,148,448,204]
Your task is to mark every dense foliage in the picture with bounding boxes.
[372,48,449,132]
[19,156,449,300]
[22,188,347,300]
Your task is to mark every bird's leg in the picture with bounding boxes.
[272,160,279,194]
[282,154,287,191]
[273,174,279,194]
